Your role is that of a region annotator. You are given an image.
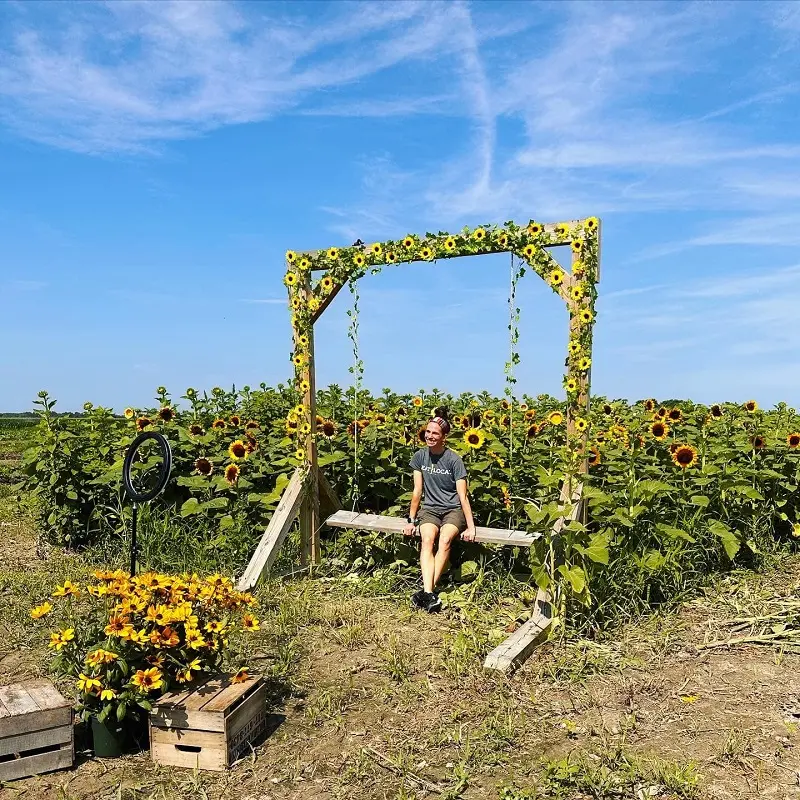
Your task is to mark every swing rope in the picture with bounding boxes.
[506,251,519,531]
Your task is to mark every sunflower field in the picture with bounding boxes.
[15,386,800,629]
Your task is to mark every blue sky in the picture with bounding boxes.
[2,0,800,412]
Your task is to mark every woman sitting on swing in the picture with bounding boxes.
[403,406,477,613]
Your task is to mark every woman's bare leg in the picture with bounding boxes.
[433,524,460,588]
[419,523,439,593]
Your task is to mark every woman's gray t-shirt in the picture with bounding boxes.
[410,447,467,510]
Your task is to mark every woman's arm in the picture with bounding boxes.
[403,470,423,536]
[456,478,476,542]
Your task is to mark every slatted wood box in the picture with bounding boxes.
[0,679,73,782]
[150,675,267,771]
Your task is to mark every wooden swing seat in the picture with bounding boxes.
[324,510,540,547]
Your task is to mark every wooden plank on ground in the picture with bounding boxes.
[484,588,552,673]
[483,480,584,674]
[236,467,310,591]
[324,511,541,547]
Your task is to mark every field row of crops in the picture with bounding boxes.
[14,386,800,629]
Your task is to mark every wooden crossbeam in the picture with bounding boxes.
[483,481,584,674]
[324,510,541,547]
[236,467,310,591]
[301,219,590,268]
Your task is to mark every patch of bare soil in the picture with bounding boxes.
[4,522,800,800]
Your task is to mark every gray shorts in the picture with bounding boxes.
[418,507,467,532]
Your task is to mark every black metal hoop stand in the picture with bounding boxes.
[122,431,172,575]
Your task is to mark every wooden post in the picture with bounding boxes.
[567,245,592,480]
[299,272,320,565]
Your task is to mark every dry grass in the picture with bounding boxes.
[5,512,800,798]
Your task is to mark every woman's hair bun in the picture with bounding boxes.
[433,405,450,421]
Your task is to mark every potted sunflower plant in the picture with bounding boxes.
[30,570,260,757]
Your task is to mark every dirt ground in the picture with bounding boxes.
[4,516,800,800]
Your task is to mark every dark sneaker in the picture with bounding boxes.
[425,593,442,613]
[411,589,426,609]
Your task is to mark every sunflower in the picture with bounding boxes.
[555,223,570,237]
[284,271,298,287]
[124,407,135,419]
[549,269,565,287]
[602,403,612,415]
[346,422,357,438]
[473,228,486,241]
[327,247,339,260]
[194,458,213,476]
[403,236,414,249]
[751,435,766,450]
[655,407,668,419]
[570,284,584,300]
[189,423,204,436]
[788,433,800,449]
[483,409,495,421]
[579,308,593,324]
[744,400,758,413]
[651,421,669,441]
[444,237,456,251]
[497,233,509,248]
[320,276,334,293]
[294,448,305,460]
[321,420,337,438]
[578,357,591,371]
[136,417,152,431]
[526,423,539,438]
[500,414,511,428]
[285,418,299,435]
[644,399,656,412]
[285,250,297,263]
[585,217,599,232]
[527,222,543,235]
[671,444,698,469]
[572,260,586,277]
[231,667,250,684]
[245,436,258,454]
[291,296,302,310]
[568,340,582,355]
[413,424,426,444]
[710,404,723,418]
[298,379,310,394]
[229,414,241,426]
[293,353,308,367]
[132,667,163,693]
[524,409,536,421]
[224,463,240,485]
[523,244,536,259]
[565,378,578,393]
[588,447,601,467]
[548,411,564,426]
[353,253,365,267]
[212,418,226,430]
[571,240,583,254]
[299,257,310,271]
[412,396,423,408]
[464,428,486,448]
[386,251,398,263]
[573,417,588,432]
[420,246,433,260]
[460,415,471,429]
[370,242,382,256]
[228,440,247,460]
[667,408,683,423]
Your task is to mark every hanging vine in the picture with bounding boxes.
[346,276,364,509]
[504,252,525,527]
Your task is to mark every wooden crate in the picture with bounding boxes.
[0,679,73,782]
[150,674,268,771]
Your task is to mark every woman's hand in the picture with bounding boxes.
[402,523,417,537]
[461,527,476,542]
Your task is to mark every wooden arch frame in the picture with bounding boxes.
[284,217,602,564]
